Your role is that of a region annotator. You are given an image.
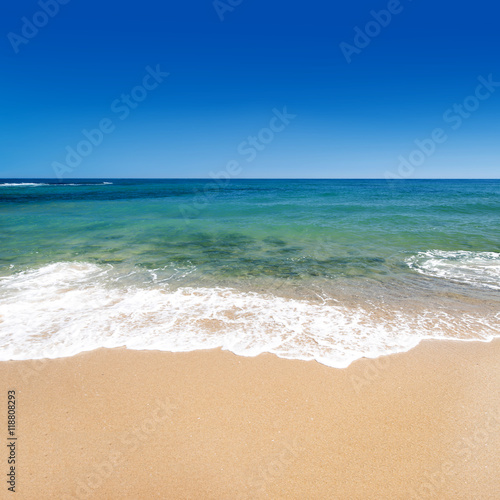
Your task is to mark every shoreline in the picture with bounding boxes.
[1,330,499,367]
[1,338,499,499]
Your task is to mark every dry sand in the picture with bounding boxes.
[1,339,499,499]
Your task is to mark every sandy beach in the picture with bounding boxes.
[0,339,498,499]
[3,0,500,496]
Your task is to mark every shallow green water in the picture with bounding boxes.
[1,179,499,285]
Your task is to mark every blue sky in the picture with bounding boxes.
[1,0,499,178]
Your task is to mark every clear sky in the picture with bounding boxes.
[1,0,499,179]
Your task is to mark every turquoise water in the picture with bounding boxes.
[1,179,499,365]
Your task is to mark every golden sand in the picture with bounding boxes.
[1,339,499,499]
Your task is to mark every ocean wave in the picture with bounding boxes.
[407,250,500,290]
[63,182,113,186]
[0,182,113,187]
[0,183,49,187]
[0,262,498,365]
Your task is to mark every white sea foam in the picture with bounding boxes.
[407,250,500,290]
[0,262,498,365]
[0,182,113,187]
[63,182,113,186]
[0,182,49,187]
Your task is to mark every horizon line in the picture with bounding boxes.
[1,178,500,181]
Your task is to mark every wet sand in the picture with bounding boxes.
[1,339,499,499]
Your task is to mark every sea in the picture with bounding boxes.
[0,179,499,367]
